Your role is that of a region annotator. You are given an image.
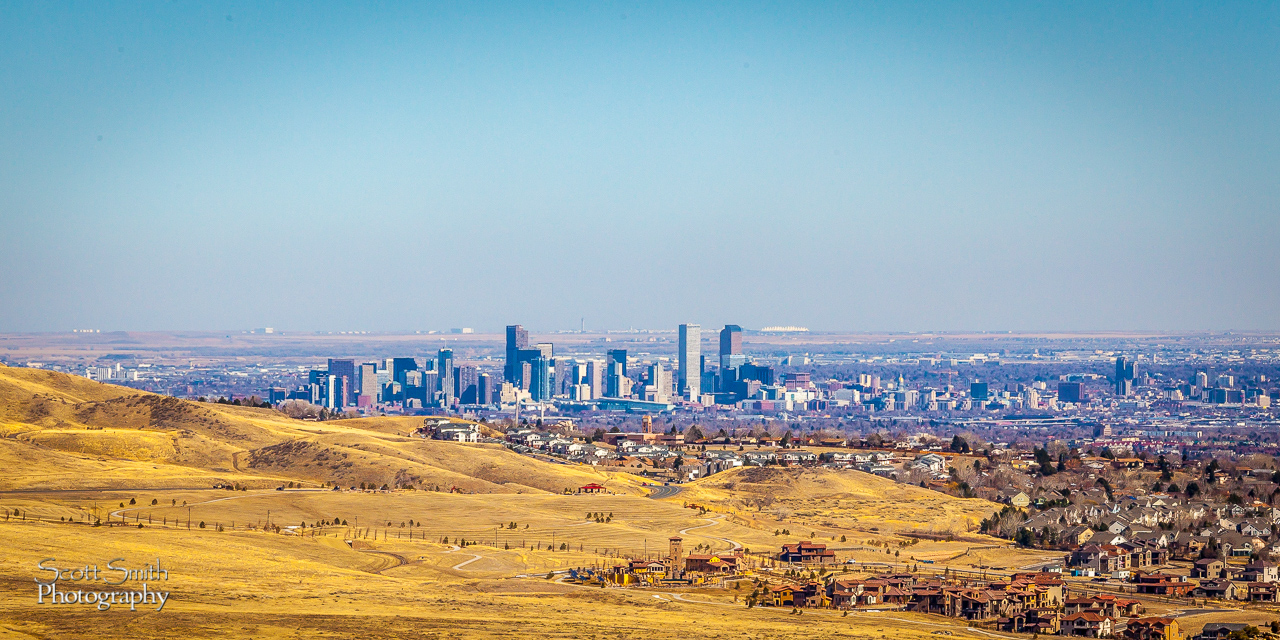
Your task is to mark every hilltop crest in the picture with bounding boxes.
[0,367,642,495]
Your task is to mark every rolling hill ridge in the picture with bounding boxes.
[0,366,642,494]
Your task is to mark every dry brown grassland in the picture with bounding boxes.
[0,367,1256,638]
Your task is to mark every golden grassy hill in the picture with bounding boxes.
[0,367,643,495]
[0,513,1032,640]
[679,465,998,536]
[241,435,639,494]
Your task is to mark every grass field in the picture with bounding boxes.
[1,514,1048,640]
[0,502,1043,640]
[0,366,1268,638]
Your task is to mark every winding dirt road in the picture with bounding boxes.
[444,544,485,570]
[357,549,409,574]
[678,515,743,551]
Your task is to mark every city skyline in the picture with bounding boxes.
[21,320,1276,419]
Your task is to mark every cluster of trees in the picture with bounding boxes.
[979,505,1028,538]
[275,400,356,421]
[1032,447,1068,476]
[201,395,272,408]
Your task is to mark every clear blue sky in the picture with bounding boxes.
[2,2,1277,332]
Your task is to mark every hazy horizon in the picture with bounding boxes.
[3,2,1278,333]
[5,327,1276,338]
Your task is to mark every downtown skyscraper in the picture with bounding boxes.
[438,349,454,404]
[719,324,745,369]
[678,324,700,401]
[504,324,528,383]
[327,358,356,405]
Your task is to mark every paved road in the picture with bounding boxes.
[1168,608,1241,617]
[648,485,682,500]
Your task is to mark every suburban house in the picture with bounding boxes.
[829,578,869,608]
[1124,617,1182,640]
[1063,594,1142,618]
[1247,583,1279,602]
[684,554,738,574]
[1061,612,1114,637]
[433,423,480,442]
[999,607,1062,635]
[769,582,826,608]
[1132,573,1194,597]
[1068,545,1131,573]
[1242,560,1278,583]
[1219,532,1264,558]
[1086,531,1129,546]
[1196,624,1252,640]
[1240,520,1273,538]
[1191,579,1238,601]
[778,541,836,564]
[1192,559,1227,580]
[1063,525,1096,548]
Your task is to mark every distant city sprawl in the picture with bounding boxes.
[4,327,1278,476]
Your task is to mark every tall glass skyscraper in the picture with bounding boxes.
[437,349,454,404]
[678,324,700,400]
[505,324,528,383]
[530,356,553,401]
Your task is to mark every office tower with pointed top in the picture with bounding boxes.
[678,324,701,401]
